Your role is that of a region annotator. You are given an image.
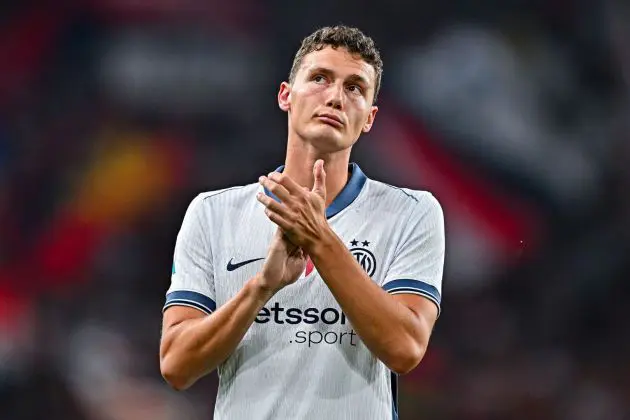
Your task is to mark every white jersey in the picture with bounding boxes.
[164,163,445,420]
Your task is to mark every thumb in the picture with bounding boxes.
[311,159,326,199]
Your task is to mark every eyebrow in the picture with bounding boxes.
[308,67,370,87]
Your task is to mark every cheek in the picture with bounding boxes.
[291,91,313,116]
[352,109,370,130]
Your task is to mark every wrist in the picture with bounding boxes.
[306,225,337,260]
[248,274,278,302]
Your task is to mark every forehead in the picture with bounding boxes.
[298,46,376,85]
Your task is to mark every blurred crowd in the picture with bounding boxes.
[0,1,629,419]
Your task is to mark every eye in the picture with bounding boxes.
[313,75,327,84]
[347,84,363,95]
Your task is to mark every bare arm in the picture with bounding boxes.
[160,229,306,390]
[309,231,438,375]
[160,276,273,390]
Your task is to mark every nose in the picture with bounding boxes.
[326,82,344,110]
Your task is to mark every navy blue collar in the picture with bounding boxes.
[264,162,367,219]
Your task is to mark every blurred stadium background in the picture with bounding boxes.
[1,1,629,419]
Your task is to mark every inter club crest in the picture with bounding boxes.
[303,239,377,277]
[349,239,376,277]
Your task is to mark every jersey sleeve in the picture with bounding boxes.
[163,194,216,315]
[382,193,445,316]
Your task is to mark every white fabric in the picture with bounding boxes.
[164,164,445,420]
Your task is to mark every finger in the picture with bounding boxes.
[264,206,292,232]
[257,192,292,219]
[311,159,326,200]
[259,175,292,203]
[268,172,303,195]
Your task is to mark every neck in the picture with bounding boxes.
[284,137,352,208]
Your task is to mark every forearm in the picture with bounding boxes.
[160,276,273,389]
[309,231,429,374]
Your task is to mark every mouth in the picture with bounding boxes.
[316,113,344,128]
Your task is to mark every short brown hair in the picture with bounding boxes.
[288,25,383,104]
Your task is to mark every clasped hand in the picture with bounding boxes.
[256,159,329,252]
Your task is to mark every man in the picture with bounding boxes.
[160,25,445,420]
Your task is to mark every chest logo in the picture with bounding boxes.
[349,239,376,277]
[227,257,265,272]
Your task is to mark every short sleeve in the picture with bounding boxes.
[163,194,216,315]
[382,193,445,316]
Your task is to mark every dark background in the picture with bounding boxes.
[0,1,629,419]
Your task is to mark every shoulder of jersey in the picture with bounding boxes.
[193,182,260,208]
[366,178,440,209]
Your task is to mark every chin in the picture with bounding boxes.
[308,135,348,152]
[302,127,351,152]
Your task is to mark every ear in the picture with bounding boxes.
[362,106,379,133]
[278,82,291,112]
